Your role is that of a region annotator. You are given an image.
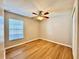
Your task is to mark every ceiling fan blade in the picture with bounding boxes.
[44,12,49,15]
[32,12,37,15]
[45,17,49,19]
[44,16,49,19]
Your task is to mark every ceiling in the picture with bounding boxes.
[4,0,74,16]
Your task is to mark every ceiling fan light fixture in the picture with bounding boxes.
[37,16,44,21]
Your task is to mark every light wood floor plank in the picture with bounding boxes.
[6,39,73,59]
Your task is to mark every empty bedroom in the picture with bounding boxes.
[0,0,78,59]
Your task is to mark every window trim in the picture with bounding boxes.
[8,18,24,41]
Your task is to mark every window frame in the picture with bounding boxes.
[0,16,4,43]
[8,18,24,41]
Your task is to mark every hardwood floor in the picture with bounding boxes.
[6,39,73,59]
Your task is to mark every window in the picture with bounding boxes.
[0,16,4,40]
[9,19,24,40]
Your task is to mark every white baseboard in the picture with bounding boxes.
[38,38,72,48]
[5,38,39,50]
[5,37,72,50]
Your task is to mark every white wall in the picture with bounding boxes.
[24,17,40,41]
[40,11,73,46]
[4,11,40,48]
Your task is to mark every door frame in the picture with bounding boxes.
[72,0,78,59]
